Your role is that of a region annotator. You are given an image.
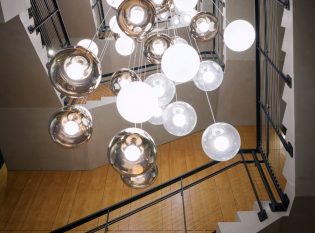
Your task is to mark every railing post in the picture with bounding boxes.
[180,178,188,233]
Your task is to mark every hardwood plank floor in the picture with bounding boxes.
[0,126,286,232]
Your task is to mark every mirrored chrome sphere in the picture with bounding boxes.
[149,0,172,14]
[144,33,171,64]
[193,60,224,91]
[121,163,158,188]
[49,105,93,147]
[108,128,157,176]
[110,68,140,95]
[149,105,165,125]
[48,46,101,98]
[145,73,175,106]
[117,0,156,39]
[163,101,197,136]
[190,12,218,41]
[202,122,241,161]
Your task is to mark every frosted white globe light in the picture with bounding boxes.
[162,101,197,136]
[171,36,188,45]
[77,39,99,56]
[224,20,256,52]
[202,122,241,161]
[161,44,200,83]
[106,0,124,9]
[115,36,135,56]
[109,16,123,34]
[149,105,165,125]
[144,73,175,106]
[116,81,159,123]
[173,0,198,12]
[193,60,224,91]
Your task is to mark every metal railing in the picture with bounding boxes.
[28,0,70,50]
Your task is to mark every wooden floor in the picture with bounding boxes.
[0,126,286,233]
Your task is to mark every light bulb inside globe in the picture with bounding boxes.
[202,72,215,83]
[152,0,163,4]
[64,120,80,136]
[64,56,88,80]
[152,39,166,55]
[124,144,141,161]
[129,6,145,24]
[213,136,230,152]
[197,19,212,33]
[77,39,99,56]
[172,114,186,127]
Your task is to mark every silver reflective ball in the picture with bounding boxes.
[117,0,156,39]
[49,105,93,147]
[121,163,158,188]
[48,46,101,98]
[190,12,218,41]
[108,128,157,176]
[144,33,171,64]
[110,68,140,95]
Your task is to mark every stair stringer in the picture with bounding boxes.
[216,2,295,233]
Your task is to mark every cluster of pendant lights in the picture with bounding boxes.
[48,0,255,188]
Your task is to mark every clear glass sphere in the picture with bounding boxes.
[202,122,241,161]
[161,44,200,83]
[106,0,124,9]
[121,163,158,188]
[77,39,99,56]
[115,36,135,56]
[49,105,93,147]
[224,20,256,52]
[149,105,165,125]
[108,128,157,176]
[171,15,180,26]
[162,101,197,136]
[48,46,101,98]
[193,60,223,91]
[158,11,170,20]
[173,0,197,12]
[190,12,218,41]
[144,73,175,106]
[116,81,159,123]
[110,68,140,95]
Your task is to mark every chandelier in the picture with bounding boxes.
[47,0,255,188]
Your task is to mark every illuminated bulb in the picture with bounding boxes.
[115,36,135,56]
[48,49,55,56]
[152,0,163,4]
[158,11,169,20]
[106,0,124,9]
[149,105,165,125]
[213,136,230,151]
[64,120,80,136]
[153,84,165,97]
[203,72,215,83]
[65,62,85,80]
[172,114,186,127]
[198,20,211,33]
[124,145,141,161]
[152,39,166,55]
[109,16,123,34]
[129,6,145,25]
[171,15,180,26]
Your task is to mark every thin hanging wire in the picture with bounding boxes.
[210,0,230,24]
[99,31,113,61]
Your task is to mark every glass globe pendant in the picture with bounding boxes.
[190,12,218,41]
[106,0,124,9]
[193,60,224,91]
[110,68,140,95]
[48,46,101,98]
[49,105,93,147]
[202,122,241,161]
[115,35,135,56]
[116,81,159,123]
[109,16,123,35]
[117,0,155,39]
[171,36,188,45]
[161,44,200,83]
[108,128,157,176]
[224,20,256,52]
[163,101,197,136]
[179,10,198,25]
[144,33,171,64]
[173,0,198,12]
[144,73,175,106]
[121,163,158,188]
